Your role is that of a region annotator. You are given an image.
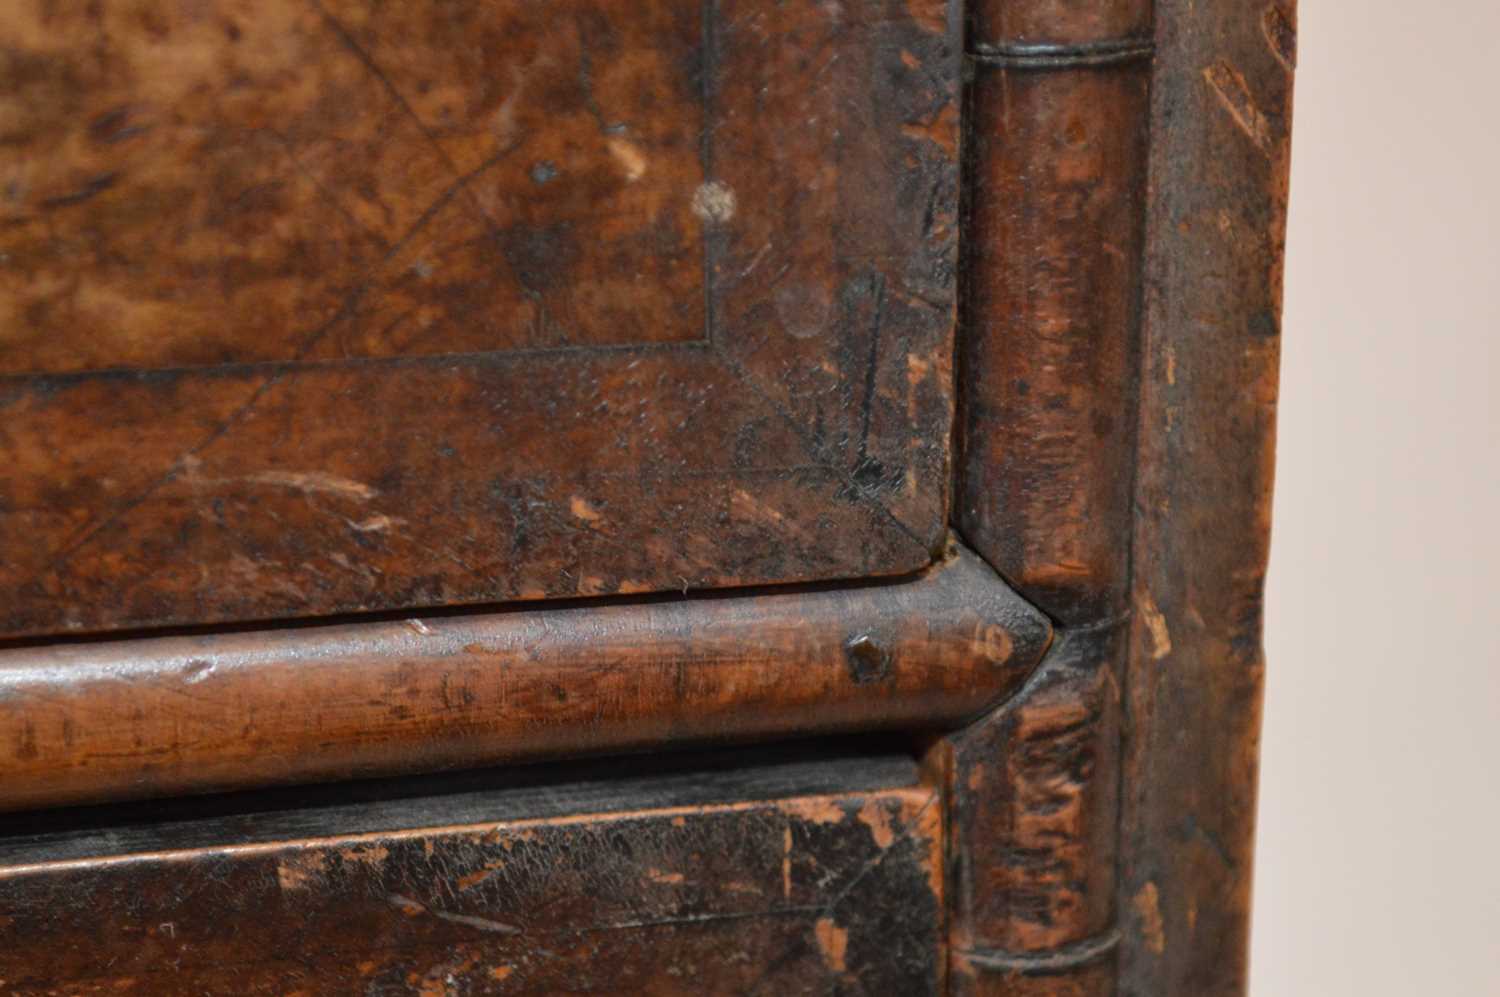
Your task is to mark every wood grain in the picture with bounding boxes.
[934,625,1123,996]
[0,2,708,372]
[1118,0,1296,994]
[942,627,1122,954]
[0,782,945,994]
[0,0,963,639]
[956,0,1151,626]
[0,4,1298,992]
[0,544,1050,812]
[945,3,1153,991]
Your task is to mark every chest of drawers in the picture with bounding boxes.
[0,1,1294,993]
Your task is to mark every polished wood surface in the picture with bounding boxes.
[0,544,1050,812]
[938,626,1124,995]
[0,0,961,639]
[955,0,1150,628]
[940,2,1152,992]
[0,1,1297,992]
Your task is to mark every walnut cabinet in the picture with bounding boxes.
[0,2,1294,993]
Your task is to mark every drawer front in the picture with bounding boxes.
[0,760,944,995]
[0,0,961,638]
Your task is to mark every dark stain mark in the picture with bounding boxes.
[574,7,625,134]
[88,107,150,145]
[439,674,478,710]
[843,633,892,685]
[530,161,558,184]
[1176,813,1237,871]
[854,273,888,462]
[850,455,900,495]
[40,172,120,210]
[714,349,931,556]
[14,721,39,760]
[1249,308,1280,338]
[499,224,580,294]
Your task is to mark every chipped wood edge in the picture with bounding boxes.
[0,784,948,992]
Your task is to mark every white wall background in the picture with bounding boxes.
[1250,0,1500,993]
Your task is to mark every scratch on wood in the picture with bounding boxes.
[22,144,515,593]
[712,349,931,555]
[1203,60,1273,154]
[855,273,888,466]
[1261,5,1298,72]
[179,460,377,501]
[40,172,121,210]
[730,489,810,538]
[386,894,521,935]
[455,862,505,891]
[308,0,469,196]
[347,514,404,533]
[242,470,378,501]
